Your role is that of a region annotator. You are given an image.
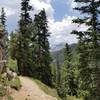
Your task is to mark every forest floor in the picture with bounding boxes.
[10,76,57,100]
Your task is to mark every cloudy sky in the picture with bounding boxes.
[0,0,86,49]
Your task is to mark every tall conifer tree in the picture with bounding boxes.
[11,0,33,76]
[71,0,100,99]
[58,43,77,99]
[0,8,6,27]
[33,9,52,86]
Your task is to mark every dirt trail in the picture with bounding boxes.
[11,76,57,100]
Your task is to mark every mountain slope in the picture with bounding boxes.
[11,76,59,100]
[51,43,77,66]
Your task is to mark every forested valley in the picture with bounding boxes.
[0,0,100,100]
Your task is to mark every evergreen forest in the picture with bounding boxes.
[0,0,100,100]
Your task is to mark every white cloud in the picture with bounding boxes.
[48,15,78,47]
[30,0,54,19]
[65,0,77,9]
[0,0,20,17]
[4,7,16,17]
[48,16,77,36]
[71,2,77,9]
[41,0,52,3]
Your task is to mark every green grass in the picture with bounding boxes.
[31,78,61,100]
[66,96,83,100]
[7,95,13,100]
[10,77,21,90]
[0,86,7,97]
[7,58,18,73]
[0,75,8,97]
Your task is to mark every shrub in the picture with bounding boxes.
[0,74,8,97]
[66,96,83,100]
[7,58,18,73]
[0,86,7,97]
[7,95,13,100]
[10,77,21,90]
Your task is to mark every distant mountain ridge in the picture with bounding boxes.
[51,43,77,52]
[51,43,77,66]
[51,43,65,52]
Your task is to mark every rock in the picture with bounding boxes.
[6,68,17,81]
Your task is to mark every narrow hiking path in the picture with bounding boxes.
[11,76,57,100]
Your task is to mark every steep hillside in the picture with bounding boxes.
[51,49,64,66]
[10,76,60,100]
[51,43,77,66]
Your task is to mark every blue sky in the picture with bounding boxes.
[0,0,86,49]
[51,0,69,21]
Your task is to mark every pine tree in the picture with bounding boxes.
[33,9,52,86]
[11,0,33,76]
[64,43,77,96]
[71,0,100,99]
[9,32,17,60]
[20,0,32,24]
[56,53,61,86]
[0,8,6,27]
[0,8,8,73]
[58,43,77,99]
